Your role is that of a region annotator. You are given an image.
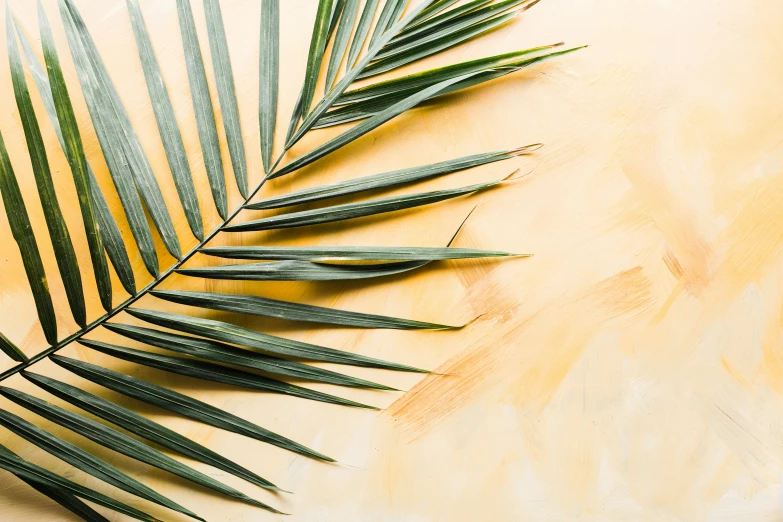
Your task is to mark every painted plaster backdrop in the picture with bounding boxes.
[0,0,782,520]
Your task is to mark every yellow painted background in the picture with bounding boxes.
[1,0,782,520]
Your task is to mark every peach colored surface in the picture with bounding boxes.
[1,0,782,520]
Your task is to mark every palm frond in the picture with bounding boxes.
[0,443,161,522]
[126,0,205,240]
[7,8,86,327]
[62,0,182,261]
[176,0,229,219]
[0,123,57,346]
[346,0,379,69]
[22,370,280,490]
[0,386,282,511]
[126,307,428,371]
[50,354,335,461]
[0,408,201,520]
[15,22,137,295]
[0,0,582,519]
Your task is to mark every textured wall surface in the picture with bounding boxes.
[1,0,782,520]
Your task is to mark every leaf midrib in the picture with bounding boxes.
[0,172,272,383]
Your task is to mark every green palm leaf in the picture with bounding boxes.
[7,10,86,327]
[104,322,397,389]
[62,0,182,261]
[19,480,110,522]
[0,128,57,345]
[368,0,405,48]
[0,332,27,363]
[126,0,205,240]
[390,0,492,45]
[284,0,439,148]
[59,0,161,276]
[346,0,378,69]
[408,0,459,24]
[151,289,458,329]
[0,386,282,512]
[231,172,513,231]
[79,338,377,409]
[14,23,136,295]
[259,0,279,172]
[126,307,428,371]
[176,0,229,219]
[360,9,522,78]
[274,71,481,177]
[36,4,114,313]
[0,443,161,522]
[177,259,428,281]
[0,408,201,520]
[254,146,535,208]
[21,371,281,491]
[318,46,583,128]
[204,0,248,197]
[51,354,335,461]
[301,0,335,116]
[325,0,360,90]
[201,244,519,261]
[0,1,580,519]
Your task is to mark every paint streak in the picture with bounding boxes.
[387,267,655,441]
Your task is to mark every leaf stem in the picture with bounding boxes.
[0,176,270,382]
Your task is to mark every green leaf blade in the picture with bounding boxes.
[59,0,161,277]
[126,307,428,372]
[391,0,491,46]
[36,4,113,313]
[150,289,457,330]
[359,10,521,79]
[368,0,404,49]
[254,146,534,208]
[104,322,396,390]
[177,259,427,281]
[346,0,378,69]
[0,386,282,513]
[283,0,438,150]
[51,354,335,462]
[7,11,86,327]
[14,24,137,294]
[0,332,27,363]
[176,0,228,219]
[408,0,459,25]
[0,130,57,346]
[0,443,161,522]
[79,338,377,410]
[259,0,279,173]
[204,0,248,198]
[126,0,205,240]
[22,370,281,492]
[273,70,477,177]
[200,245,517,262]
[300,0,335,116]
[23,480,111,522]
[325,0,360,91]
[63,0,183,260]
[0,408,201,521]
[233,173,506,232]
